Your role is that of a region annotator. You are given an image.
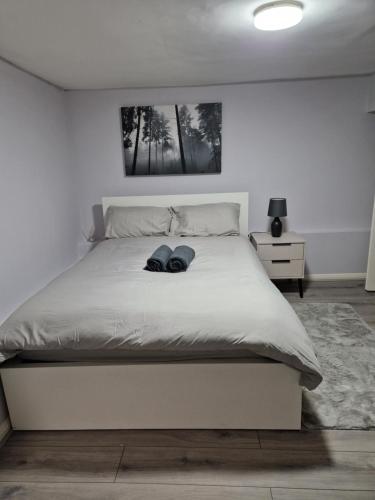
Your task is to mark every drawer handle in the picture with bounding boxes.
[272,243,291,246]
[272,260,291,263]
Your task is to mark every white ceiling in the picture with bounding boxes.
[0,0,374,90]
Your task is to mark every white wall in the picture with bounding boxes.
[0,60,79,423]
[67,76,375,273]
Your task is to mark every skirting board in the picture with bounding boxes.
[0,417,11,443]
[1,361,302,430]
[306,273,366,281]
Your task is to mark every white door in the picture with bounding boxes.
[365,196,375,291]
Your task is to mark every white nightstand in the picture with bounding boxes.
[250,231,306,297]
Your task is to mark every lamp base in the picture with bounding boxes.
[271,217,282,237]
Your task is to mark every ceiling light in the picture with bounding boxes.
[254,1,303,31]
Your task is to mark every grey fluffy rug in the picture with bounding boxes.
[292,302,375,430]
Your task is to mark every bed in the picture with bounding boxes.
[0,192,321,430]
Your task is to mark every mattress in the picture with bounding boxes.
[0,236,322,389]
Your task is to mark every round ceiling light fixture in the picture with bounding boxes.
[254,1,303,31]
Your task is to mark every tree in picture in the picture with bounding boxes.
[121,102,222,176]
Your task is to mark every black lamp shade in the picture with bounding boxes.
[268,198,287,217]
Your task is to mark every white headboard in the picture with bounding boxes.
[102,192,249,236]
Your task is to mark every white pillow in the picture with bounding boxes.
[171,203,240,236]
[105,206,172,238]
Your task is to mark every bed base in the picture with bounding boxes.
[0,360,302,430]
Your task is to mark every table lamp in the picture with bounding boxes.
[268,198,287,237]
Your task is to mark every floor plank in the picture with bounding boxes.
[0,482,271,499]
[0,446,123,482]
[272,488,375,500]
[283,279,375,326]
[7,429,259,449]
[281,279,375,306]
[259,430,375,452]
[116,446,375,490]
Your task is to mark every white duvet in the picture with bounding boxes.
[0,236,322,389]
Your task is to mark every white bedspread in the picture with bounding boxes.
[0,236,322,389]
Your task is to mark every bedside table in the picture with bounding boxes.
[250,231,306,297]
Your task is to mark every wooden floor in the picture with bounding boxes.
[278,278,375,330]
[0,279,374,500]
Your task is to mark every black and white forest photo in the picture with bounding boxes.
[121,103,222,176]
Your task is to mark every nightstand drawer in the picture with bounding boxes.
[257,243,304,261]
[262,259,304,278]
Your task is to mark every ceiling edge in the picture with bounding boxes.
[63,71,375,92]
[1,54,374,92]
[0,55,64,90]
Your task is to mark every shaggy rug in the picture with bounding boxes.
[292,302,375,430]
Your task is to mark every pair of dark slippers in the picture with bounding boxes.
[145,245,195,273]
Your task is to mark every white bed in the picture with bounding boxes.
[0,192,321,430]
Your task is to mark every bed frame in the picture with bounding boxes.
[0,192,302,430]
